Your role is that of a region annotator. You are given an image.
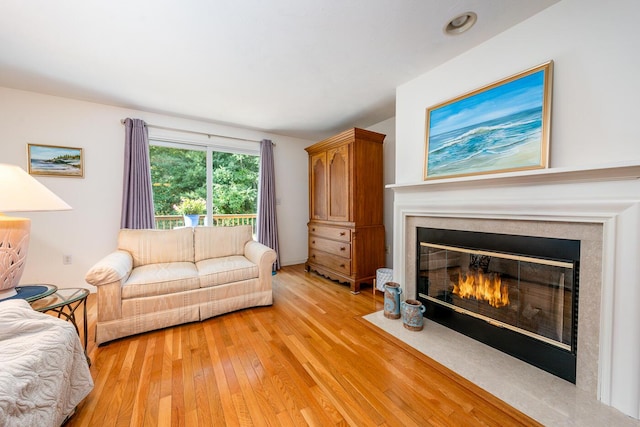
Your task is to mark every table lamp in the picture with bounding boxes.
[0,163,71,299]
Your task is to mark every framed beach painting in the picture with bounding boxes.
[424,61,553,180]
[27,144,84,177]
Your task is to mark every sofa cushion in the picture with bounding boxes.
[118,228,195,268]
[196,256,258,288]
[194,225,252,262]
[122,262,200,299]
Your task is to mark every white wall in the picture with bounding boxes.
[0,86,311,291]
[396,0,640,185]
[394,0,640,418]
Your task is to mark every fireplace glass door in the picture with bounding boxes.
[416,227,580,382]
[419,242,575,350]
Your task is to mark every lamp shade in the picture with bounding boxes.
[0,163,71,299]
[0,163,72,212]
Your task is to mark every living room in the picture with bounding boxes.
[2,0,640,425]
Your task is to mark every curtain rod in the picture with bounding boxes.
[120,119,271,145]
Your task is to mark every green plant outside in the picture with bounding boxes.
[173,197,206,215]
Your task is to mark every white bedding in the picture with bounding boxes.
[0,298,94,427]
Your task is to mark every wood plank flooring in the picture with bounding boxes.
[65,264,541,426]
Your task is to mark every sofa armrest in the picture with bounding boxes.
[85,250,133,287]
[244,240,277,274]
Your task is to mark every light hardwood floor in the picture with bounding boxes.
[65,264,541,426]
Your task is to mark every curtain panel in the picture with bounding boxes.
[121,118,155,229]
[257,139,280,270]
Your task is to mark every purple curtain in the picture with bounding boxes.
[257,139,280,270]
[121,118,155,229]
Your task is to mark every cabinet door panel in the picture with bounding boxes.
[328,145,350,222]
[310,152,327,220]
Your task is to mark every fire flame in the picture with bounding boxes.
[453,270,510,308]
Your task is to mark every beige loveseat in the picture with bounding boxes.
[85,225,277,344]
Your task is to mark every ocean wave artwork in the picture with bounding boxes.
[28,144,83,177]
[426,64,551,179]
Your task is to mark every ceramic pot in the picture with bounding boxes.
[383,282,402,319]
[183,214,200,227]
[401,299,426,331]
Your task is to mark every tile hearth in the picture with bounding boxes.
[363,311,638,426]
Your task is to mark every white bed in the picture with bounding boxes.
[0,298,94,427]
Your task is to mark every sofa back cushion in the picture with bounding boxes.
[118,228,194,268]
[194,225,253,262]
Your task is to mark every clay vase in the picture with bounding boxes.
[401,299,426,331]
[383,282,402,319]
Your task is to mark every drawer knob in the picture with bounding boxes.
[312,240,316,244]
[312,228,316,232]
[312,254,316,259]
[340,247,346,251]
[339,232,346,236]
[340,264,345,268]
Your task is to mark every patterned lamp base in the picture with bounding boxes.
[0,215,30,300]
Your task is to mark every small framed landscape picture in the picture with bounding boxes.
[27,144,84,178]
[424,61,553,180]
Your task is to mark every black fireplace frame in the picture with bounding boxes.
[416,227,580,383]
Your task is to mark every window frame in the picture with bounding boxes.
[149,134,260,226]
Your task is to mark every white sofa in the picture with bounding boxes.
[85,225,277,345]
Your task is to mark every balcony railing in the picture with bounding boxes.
[155,214,257,233]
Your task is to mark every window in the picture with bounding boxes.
[149,140,259,230]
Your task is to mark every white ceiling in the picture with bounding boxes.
[0,0,559,141]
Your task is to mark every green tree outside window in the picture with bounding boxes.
[149,145,258,216]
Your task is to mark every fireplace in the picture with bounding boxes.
[389,164,640,418]
[416,227,580,382]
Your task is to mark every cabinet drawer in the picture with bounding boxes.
[308,224,351,242]
[309,237,351,258]
[309,249,351,275]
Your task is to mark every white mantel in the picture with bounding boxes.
[389,161,640,192]
[390,162,640,419]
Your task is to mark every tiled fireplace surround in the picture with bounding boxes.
[389,163,640,420]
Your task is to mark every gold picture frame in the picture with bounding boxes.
[27,144,84,178]
[424,61,553,180]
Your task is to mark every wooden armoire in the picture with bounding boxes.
[304,128,386,293]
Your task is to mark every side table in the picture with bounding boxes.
[31,287,91,366]
[3,284,58,302]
